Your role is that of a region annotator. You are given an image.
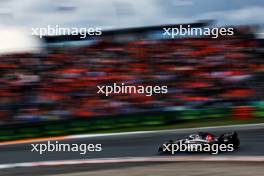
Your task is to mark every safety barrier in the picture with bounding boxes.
[0,106,262,141]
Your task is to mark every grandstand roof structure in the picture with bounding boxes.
[43,21,212,43]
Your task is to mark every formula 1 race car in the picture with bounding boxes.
[158,132,240,154]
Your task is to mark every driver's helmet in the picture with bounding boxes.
[195,134,200,139]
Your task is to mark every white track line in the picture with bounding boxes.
[0,156,264,169]
[66,123,264,139]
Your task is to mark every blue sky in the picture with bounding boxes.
[0,0,263,30]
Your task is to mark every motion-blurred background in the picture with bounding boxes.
[0,0,264,141]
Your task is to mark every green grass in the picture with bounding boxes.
[1,118,264,142]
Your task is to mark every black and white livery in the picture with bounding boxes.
[158,132,240,154]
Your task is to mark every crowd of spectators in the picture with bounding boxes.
[0,34,263,123]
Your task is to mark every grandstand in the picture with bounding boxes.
[0,23,263,124]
